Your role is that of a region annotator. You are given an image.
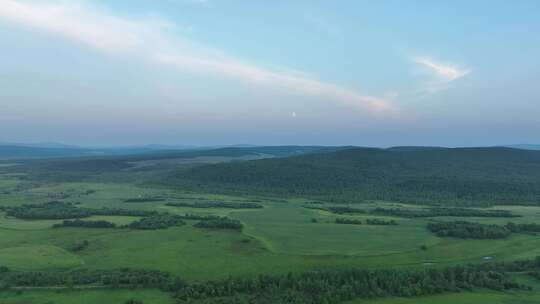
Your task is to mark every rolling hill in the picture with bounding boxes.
[168,147,540,206]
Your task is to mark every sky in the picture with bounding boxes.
[0,0,539,147]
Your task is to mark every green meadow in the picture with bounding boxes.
[0,289,174,304]
[2,148,540,303]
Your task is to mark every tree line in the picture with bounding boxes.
[0,267,174,290]
[505,222,540,233]
[126,214,186,230]
[373,207,518,218]
[427,221,511,239]
[305,205,518,218]
[165,201,263,209]
[53,219,116,228]
[1,201,157,220]
[193,218,243,230]
[335,218,398,226]
[2,257,540,303]
[172,259,540,303]
[366,218,398,225]
[335,218,362,225]
[123,198,165,203]
[428,221,540,239]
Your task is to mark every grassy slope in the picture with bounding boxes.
[2,190,540,279]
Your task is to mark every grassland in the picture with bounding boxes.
[2,150,540,303]
[0,289,174,304]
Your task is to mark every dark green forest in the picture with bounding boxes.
[1,201,158,219]
[426,221,511,239]
[167,147,540,206]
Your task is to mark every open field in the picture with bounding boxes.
[0,289,174,304]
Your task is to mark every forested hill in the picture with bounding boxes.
[169,147,540,206]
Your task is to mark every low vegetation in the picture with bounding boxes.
[68,240,89,252]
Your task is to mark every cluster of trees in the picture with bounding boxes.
[165,201,263,209]
[87,208,157,217]
[173,261,535,303]
[178,213,221,221]
[370,207,518,218]
[335,218,362,225]
[505,222,540,233]
[127,214,186,230]
[123,198,165,203]
[1,201,158,220]
[2,201,93,219]
[424,221,540,239]
[53,219,116,228]
[193,218,243,230]
[0,267,173,290]
[427,221,511,239]
[366,218,398,225]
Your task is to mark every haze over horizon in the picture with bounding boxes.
[1,0,539,146]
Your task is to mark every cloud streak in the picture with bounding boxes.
[413,57,470,94]
[0,0,394,114]
[414,57,470,82]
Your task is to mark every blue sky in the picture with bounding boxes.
[0,0,539,146]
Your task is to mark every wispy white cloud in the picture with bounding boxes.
[413,56,471,94]
[414,57,471,82]
[0,0,394,114]
[0,0,144,52]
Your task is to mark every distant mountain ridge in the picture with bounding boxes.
[505,144,540,151]
[0,143,342,160]
[0,144,178,159]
